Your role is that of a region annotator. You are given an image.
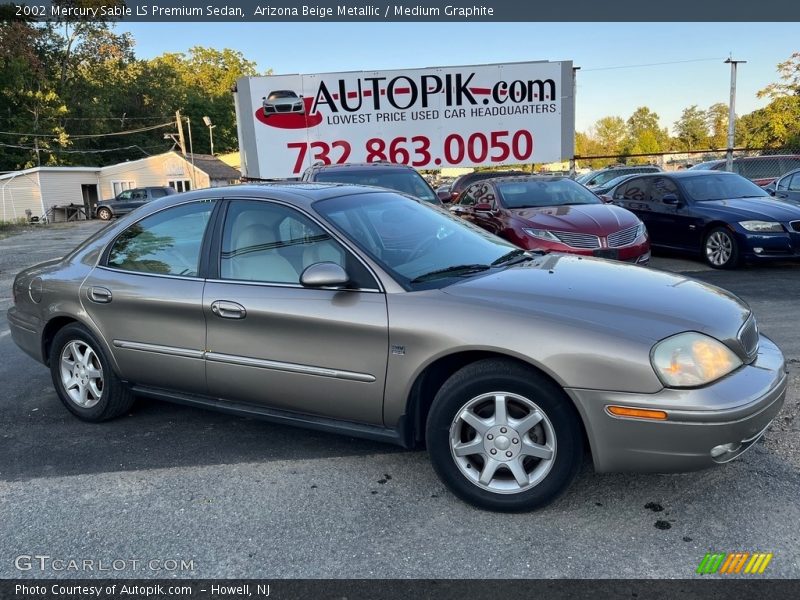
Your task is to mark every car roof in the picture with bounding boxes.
[147,182,402,210]
[626,170,741,179]
[480,175,569,184]
[309,162,417,173]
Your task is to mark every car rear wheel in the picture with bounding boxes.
[49,323,134,422]
[704,227,740,269]
[426,359,583,512]
[96,207,112,221]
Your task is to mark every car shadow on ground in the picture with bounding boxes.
[0,391,404,482]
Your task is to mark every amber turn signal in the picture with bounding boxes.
[606,405,668,420]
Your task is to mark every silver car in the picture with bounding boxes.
[262,90,304,116]
[8,184,787,511]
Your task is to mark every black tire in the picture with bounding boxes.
[49,323,134,422]
[426,359,584,512]
[703,226,740,269]
[96,207,112,221]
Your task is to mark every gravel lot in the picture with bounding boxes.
[0,221,797,579]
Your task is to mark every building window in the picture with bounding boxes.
[112,181,135,197]
[168,179,192,193]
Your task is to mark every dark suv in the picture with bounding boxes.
[301,162,441,205]
[95,187,176,220]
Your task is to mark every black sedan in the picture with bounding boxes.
[611,171,800,269]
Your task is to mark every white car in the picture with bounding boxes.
[262,90,304,116]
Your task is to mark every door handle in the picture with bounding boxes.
[210,300,247,319]
[88,287,112,303]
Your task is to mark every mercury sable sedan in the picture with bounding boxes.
[8,184,787,511]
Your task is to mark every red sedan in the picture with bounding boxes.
[450,176,650,264]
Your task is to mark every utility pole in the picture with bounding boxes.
[175,110,186,155]
[186,116,197,190]
[570,66,580,176]
[725,57,746,172]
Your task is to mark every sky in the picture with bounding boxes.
[119,22,799,134]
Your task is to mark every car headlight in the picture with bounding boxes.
[739,220,784,233]
[523,228,560,242]
[651,332,742,387]
[636,222,647,238]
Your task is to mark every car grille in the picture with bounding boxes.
[552,231,601,249]
[790,220,800,232]
[607,224,641,248]
[275,105,293,113]
[738,316,759,362]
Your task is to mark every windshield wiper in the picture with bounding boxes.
[410,264,490,283]
[491,249,540,266]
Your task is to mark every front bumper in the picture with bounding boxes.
[567,335,787,473]
[737,228,800,260]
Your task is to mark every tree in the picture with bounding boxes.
[706,103,729,149]
[624,106,668,160]
[674,106,709,151]
[757,52,800,99]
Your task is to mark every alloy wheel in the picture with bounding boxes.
[705,230,733,266]
[449,392,556,494]
[59,340,104,408]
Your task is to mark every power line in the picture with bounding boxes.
[0,121,174,139]
[0,142,170,155]
[0,115,173,122]
[582,58,725,72]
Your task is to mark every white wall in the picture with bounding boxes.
[98,153,209,199]
[38,171,101,216]
[0,171,43,221]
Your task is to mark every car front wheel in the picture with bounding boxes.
[49,323,134,422]
[426,359,584,512]
[96,207,112,221]
[704,227,740,269]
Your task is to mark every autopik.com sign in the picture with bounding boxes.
[234,61,575,179]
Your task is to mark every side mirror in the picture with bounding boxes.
[437,189,452,203]
[474,202,493,213]
[300,262,349,288]
[598,194,613,204]
[662,194,681,206]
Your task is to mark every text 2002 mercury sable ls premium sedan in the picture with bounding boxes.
[8,184,787,511]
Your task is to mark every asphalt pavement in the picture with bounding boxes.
[0,221,797,579]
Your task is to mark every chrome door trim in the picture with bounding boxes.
[113,340,205,359]
[205,351,376,383]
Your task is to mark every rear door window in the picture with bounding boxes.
[106,202,213,277]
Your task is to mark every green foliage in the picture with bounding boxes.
[674,105,709,151]
[0,11,265,171]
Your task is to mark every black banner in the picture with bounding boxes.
[2,580,800,600]
[3,0,800,22]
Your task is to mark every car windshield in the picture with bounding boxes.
[314,191,517,287]
[268,91,296,99]
[682,174,770,201]
[574,172,595,184]
[314,169,439,203]
[496,179,602,208]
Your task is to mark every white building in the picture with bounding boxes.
[0,152,240,222]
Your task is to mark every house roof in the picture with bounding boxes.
[0,152,241,182]
[184,153,241,180]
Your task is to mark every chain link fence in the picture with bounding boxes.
[573,147,800,185]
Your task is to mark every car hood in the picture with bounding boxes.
[443,254,751,347]
[508,203,639,234]
[700,197,800,222]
